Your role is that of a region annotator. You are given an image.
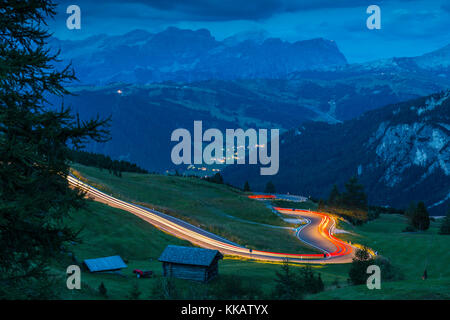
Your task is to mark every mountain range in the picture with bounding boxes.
[50,27,347,85]
[51,27,450,89]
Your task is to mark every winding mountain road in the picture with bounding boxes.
[68,175,355,264]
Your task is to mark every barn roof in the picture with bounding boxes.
[84,255,127,272]
[158,245,223,267]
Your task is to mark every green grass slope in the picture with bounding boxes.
[309,214,450,299]
[71,164,318,253]
[56,201,189,299]
[58,165,449,300]
[54,201,345,299]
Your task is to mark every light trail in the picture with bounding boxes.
[68,175,355,264]
[248,195,277,199]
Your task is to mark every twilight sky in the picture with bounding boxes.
[49,0,450,63]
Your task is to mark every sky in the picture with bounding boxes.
[49,0,450,63]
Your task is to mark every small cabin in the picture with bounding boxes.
[83,255,127,273]
[158,245,223,282]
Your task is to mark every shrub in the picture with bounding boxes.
[272,259,303,299]
[402,225,416,232]
[264,181,276,194]
[272,260,324,299]
[439,214,450,235]
[374,256,403,281]
[368,209,381,221]
[210,275,263,299]
[151,277,179,300]
[348,247,374,285]
[128,281,142,300]
[332,278,340,288]
[349,248,402,285]
[98,282,107,297]
[204,172,224,184]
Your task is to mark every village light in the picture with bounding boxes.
[170,121,280,175]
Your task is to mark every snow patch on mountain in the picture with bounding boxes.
[417,91,450,115]
[428,191,450,209]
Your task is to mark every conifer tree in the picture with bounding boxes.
[328,184,341,206]
[273,259,303,299]
[412,202,430,231]
[342,176,367,210]
[0,0,109,298]
[264,181,276,194]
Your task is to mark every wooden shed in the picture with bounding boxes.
[158,245,223,282]
[83,255,127,273]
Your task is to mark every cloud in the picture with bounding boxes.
[55,0,401,21]
[51,0,450,63]
[56,0,281,21]
[441,3,450,13]
[138,0,282,20]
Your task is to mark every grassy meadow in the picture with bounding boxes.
[57,165,449,299]
[70,164,318,253]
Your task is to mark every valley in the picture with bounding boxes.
[224,91,450,215]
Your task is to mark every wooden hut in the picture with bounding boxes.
[158,245,223,282]
[83,255,127,273]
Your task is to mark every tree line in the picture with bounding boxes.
[320,176,369,225]
[403,201,430,231]
[69,149,148,176]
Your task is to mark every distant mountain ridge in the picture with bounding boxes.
[223,91,450,215]
[51,27,450,88]
[50,27,347,85]
[288,44,450,86]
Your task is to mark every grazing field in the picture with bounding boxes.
[61,166,449,300]
[70,164,318,253]
[338,214,450,281]
[57,201,189,299]
[55,200,347,299]
[309,214,450,299]
[55,198,450,300]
